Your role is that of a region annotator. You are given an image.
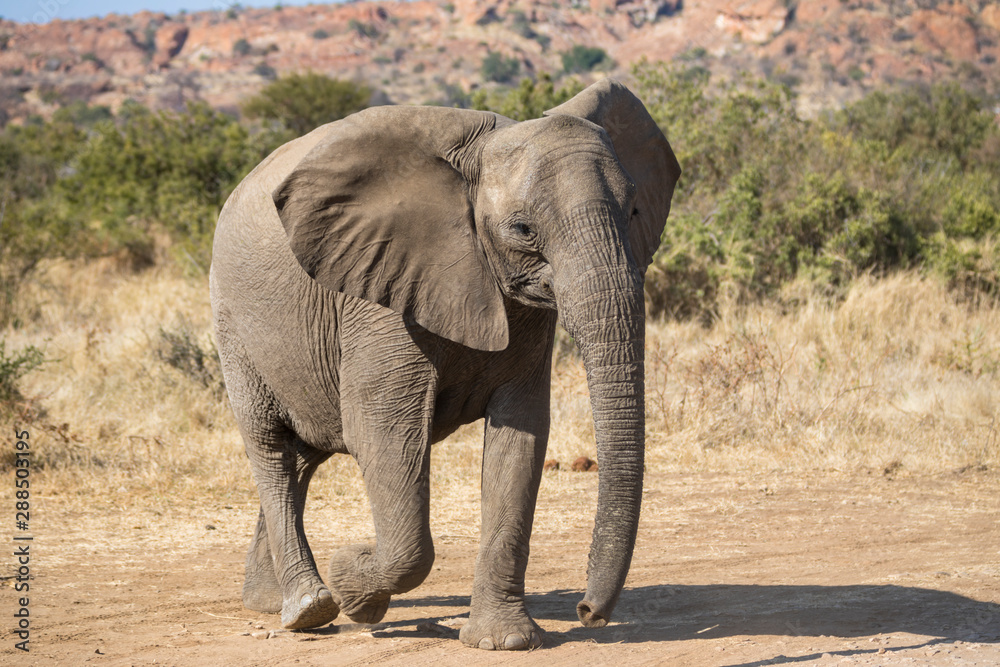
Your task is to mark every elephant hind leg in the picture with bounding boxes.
[243,506,281,613]
[243,439,332,615]
[244,423,339,629]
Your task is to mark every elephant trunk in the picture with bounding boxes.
[559,259,645,629]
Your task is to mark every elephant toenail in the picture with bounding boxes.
[503,633,527,650]
[478,637,496,650]
[300,593,313,606]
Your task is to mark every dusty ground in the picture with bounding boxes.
[5,466,999,666]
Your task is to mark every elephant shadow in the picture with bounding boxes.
[392,583,1000,657]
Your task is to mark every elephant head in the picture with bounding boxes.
[272,79,680,627]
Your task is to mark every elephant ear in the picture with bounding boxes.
[273,106,512,352]
[544,78,681,271]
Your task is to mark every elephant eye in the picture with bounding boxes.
[512,222,533,238]
[632,207,640,218]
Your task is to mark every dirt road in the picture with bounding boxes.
[6,469,999,665]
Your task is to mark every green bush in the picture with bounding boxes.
[155,323,224,395]
[240,71,371,136]
[2,62,999,331]
[0,339,45,404]
[348,19,378,39]
[253,63,277,79]
[60,102,269,268]
[508,10,538,40]
[0,101,281,298]
[560,45,611,73]
[480,51,521,83]
[1,115,89,325]
[470,74,583,121]
[233,38,252,56]
[633,60,1000,318]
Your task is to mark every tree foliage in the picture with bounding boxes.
[470,74,583,121]
[632,60,1000,318]
[2,65,999,330]
[0,101,281,323]
[240,72,372,136]
[560,45,611,74]
[480,51,521,84]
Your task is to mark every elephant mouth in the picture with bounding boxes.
[505,270,557,310]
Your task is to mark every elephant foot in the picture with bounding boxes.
[281,584,339,629]
[339,592,391,625]
[459,610,544,651]
[327,545,393,625]
[243,576,282,614]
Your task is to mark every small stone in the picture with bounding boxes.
[252,631,268,640]
[571,456,598,472]
[877,647,886,654]
[205,524,216,530]
[543,459,560,471]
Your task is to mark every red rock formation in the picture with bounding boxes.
[910,9,979,62]
[0,0,997,125]
[715,0,791,44]
[153,24,189,68]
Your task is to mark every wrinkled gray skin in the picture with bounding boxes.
[210,79,679,650]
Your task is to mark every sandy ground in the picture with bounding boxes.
[4,468,1000,666]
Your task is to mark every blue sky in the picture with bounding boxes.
[1,0,340,23]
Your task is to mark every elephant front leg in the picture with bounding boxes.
[327,336,437,624]
[460,385,549,651]
[326,447,435,624]
[246,431,339,629]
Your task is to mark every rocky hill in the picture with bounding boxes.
[2,0,999,123]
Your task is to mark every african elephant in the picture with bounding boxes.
[209,78,680,650]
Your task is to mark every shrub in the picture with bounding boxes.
[632,60,1000,318]
[480,51,520,83]
[508,10,537,39]
[0,339,45,404]
[470,74,583,121]
[233,38,252,56]
[253,62,277,79]
[240,71,371,136]
[348,19,378,39]
[155,323,224,395]
[47,101,279,273]
[560,45,611,73]
[52,101,113,127]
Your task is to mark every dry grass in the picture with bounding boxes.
[2,261,998,518]
[642,273,1000,474]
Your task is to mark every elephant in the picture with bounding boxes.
[209,78,680,650]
